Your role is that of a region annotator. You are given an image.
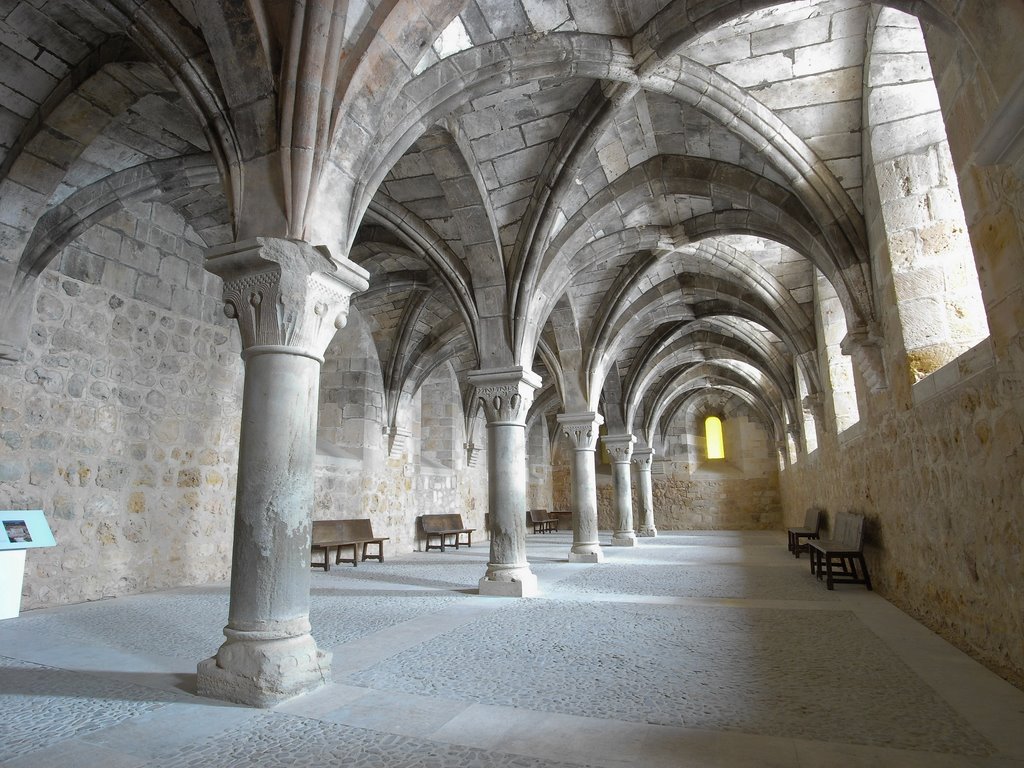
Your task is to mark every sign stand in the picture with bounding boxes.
[0,550,27,619]
[0,510,56,620]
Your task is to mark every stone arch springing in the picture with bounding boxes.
[814,268,861,433]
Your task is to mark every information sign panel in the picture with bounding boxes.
[0,510,56,550]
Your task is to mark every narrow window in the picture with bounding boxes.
[705,416,725,459]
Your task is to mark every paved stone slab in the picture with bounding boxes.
[344,600,993,756]
[558,562,840,601]
[139,715,596,768]
[0,655,183,763]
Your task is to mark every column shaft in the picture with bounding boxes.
[634,448,657,537]
[227,351,318,631]
[604,434,636,546]
[559,412,604,563]
[198,350,328,705]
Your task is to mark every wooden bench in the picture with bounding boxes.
[310,519,389,571]
[787,506,823,558]
[808,511,872,590]
[528,508,558,533]
[420,513,475,552]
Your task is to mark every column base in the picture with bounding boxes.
[478,571,538,597]
[637,526,658,537]
[610,532,637,546]
[568,546,605,563]
[197,632,331,708]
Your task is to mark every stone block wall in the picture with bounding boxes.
[314,358,489,554]
[313,453,489,554]
[319,309,387,459]
[419,366,460,468]
[0,202,243,609]
[526,417,553,510]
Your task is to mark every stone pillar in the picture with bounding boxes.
[558,412,605,563]
[197,237,368,707]
[633,448,657,537]
[604,434,637,546]
[469,367,541,597]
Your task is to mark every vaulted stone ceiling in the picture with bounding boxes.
[0,0,955,451]
[345,0,876,449]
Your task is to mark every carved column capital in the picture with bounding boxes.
[602,433,635,464]
[557,411,603,452]
[206,237,370,361]
[631,447,655,471]
[468,367,542,426]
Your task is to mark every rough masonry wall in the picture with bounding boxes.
[0,202,243,609]
[780,360,1024,689]
[594,469,781,531]
[564,411,783,532]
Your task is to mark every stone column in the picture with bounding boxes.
[604,434,637,546]
[197,237,368,707]
[469,367,541,597]
[633,448,657,537]
[558,412,605,563]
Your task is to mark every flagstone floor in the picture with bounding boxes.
[2,530,1023,767]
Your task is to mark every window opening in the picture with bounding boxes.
[705,415,725,459]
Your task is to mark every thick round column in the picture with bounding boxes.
[558,412,604,563]
[197,237,368,706]
[634,448,657,537]
[469,367,541,597]
[199,349,326,704]
[604,434,636,547]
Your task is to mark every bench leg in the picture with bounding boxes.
[858,553,872,590]
[825,556,835,590]
[336,544,358,567]
[312,547,330,572]
[365,541,383,562]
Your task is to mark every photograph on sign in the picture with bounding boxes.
[3,520,32,544]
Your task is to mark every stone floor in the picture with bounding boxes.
[2,531,1023,767]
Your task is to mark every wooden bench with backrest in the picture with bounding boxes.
[808,511,872,590]
[310,518,389,571]
[420,513,475,552]
[528,508,558,533]
[787,506,823,558]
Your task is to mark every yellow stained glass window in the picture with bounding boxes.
[706,416,725,459]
